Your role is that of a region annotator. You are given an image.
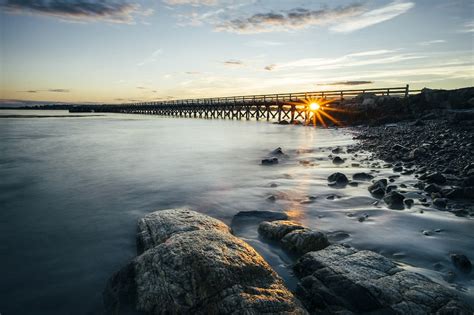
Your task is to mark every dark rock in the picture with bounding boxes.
[404,199,414,208]
[426,172,447,184]
[352,172,374,181]
[278,120,289,125]
[233,210,288,221]
[258,220,306,241]
[262,157,278,165]
[425,183,441,193]
[281,229,330,255]
[332,156,344,165]
[328,172,349,188]
[433,198,448,209]
[293,245,472,314]
[271,147,284,155]
[383,191,405,210]
[393,165,403,172]
[368,179,387,198]
[451,254,472,274]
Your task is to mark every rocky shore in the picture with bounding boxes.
[348,87,474,216]
[104,209,472,314]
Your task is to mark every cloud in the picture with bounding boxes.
[419,39,446,46]
[185,71,201,75]
[460,21,474,33]
[137,49,163,66]
[163,0,218,6]
[206,1,414,34]
[264,64,276,71]
[215,4,364,34]
[19,88,70,93]
[48,88,70,92]
[319,81,374,86]
[265,49,423,72]
[331,1,414,33]
[223,60,244,67]
[1,0,152,24]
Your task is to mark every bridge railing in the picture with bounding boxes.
[123,85,412,107]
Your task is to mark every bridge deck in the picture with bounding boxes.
[70,85,415,125]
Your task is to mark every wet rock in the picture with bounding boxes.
[393,165,403,172]
[328,172,349,188]
[281,229,330,255]
[332,156,344,165]
[368,179,387,198]
[258,220,306,241]
[231,211,288,230]
[433,198,448,209]
[352,172,374,181]
[293,244,472,314]
[425,172,447,184]
[105,209,306,315]
[451,254,472,274]
[262,157,279,165]
[404,198,414,208]
[425,183,441,193]
[267,195,277,202]
[277,120,290,125]
[383,191,405,210]
[272,147,284,155]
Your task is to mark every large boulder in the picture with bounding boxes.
[293,245,472,314]
[105,209,306,315]
[136,208,231,254]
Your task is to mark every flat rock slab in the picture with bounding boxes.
[293,244,472,314]
[105,208,306,315]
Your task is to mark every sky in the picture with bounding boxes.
[0,0,473,105]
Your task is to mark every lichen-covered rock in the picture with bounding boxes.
[258,220,306,241]
[105,209,307,315]
[281,229,330,255]
[136,208,231,254]
[293,245,472,314]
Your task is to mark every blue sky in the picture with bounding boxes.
[1,0,473,104]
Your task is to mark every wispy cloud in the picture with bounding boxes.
[419,39,446,46]
[1,0,153,24]
[264,49,423,72]
[137,49,163,66]
[223,59,244,67]
[459,21,474,33]
[318,81,374,86]
[331,1,415,33]
[19,88,70,93]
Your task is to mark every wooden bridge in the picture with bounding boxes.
[70,85,413,124]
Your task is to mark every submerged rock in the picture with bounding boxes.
[368,179,387,198]
[281,229,330,255]
[262,157,279,165]
[293,244,472,314]
[328,172,349,188]
[258,220,306,241]
[352,172,374,181]
[105,209,306,315]
[383,191,405,210]
[332,156,344,165]
[451,254,472,274]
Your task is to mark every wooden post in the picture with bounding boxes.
[405,85,409,98]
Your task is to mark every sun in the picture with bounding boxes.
[309,102,320,111]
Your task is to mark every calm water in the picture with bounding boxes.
[1,110,473,314]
